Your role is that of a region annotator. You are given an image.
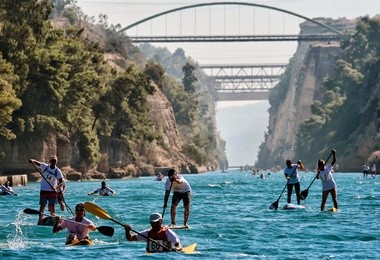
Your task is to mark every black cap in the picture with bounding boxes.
[75,203,85,211]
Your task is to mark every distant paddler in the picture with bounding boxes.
[0,181,17,196]
[316,149,338,211]
[88,180,115,196]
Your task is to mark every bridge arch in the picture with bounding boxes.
[118,2,343,35]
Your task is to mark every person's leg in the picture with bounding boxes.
[295,182,301,205]
[287,184,293,203]
[170,192,180,225]
[39,191,47,221]
[183,192,191,226]
[330,188,338,209]
[58,193,65,211]
[48,195,58,216]
[320,190,329,211]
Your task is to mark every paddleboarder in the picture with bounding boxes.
[53,203,97,245]
[284,159,304,205]
[88,180,115,196]
[124,212,182,252]
[316,149,338,211]
[29,155,64,222]
[163,169,192,228]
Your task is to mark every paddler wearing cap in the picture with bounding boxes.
[29,155,64,222]
[124,212,182,253]
[53,203,97,245]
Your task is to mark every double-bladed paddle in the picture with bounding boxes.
[299,151,334,200]
[23,208,114,237]
[83,201,172,251]
[269,164,299,210]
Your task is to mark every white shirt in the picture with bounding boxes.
[319,164,337,191]
[39,163,63,191]
[165,175,191,193]
[59,217,94,240]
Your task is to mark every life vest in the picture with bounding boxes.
[146,227,172,252]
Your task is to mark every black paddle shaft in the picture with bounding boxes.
[162,181,173,219]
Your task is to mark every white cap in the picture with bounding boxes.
[149,212,162,222]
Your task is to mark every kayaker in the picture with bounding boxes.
[163,169,192,228]
[0,181,17,195]
[316,149,338,211]
[88,180,115,196]
[53,203,96,245]
[284,159,304,205]
[29,155,64,222]
[124,212,182,253]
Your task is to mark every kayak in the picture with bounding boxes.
[182,243,197,254]
[145,243,197,254]
[0,191,16,196]
[67,239,93,246]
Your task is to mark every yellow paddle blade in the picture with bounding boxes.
[84,202,111,220]
[182,243,197,254]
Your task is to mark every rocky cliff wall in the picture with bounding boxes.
[0,83,204,180]
[265,42,341,163]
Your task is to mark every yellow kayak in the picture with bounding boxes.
[145,243,197,254]
[182,243,197,254]
[67,239,93,246]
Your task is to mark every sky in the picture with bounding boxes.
[76,0,379,65]
[74,0,379,166]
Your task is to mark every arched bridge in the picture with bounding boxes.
[118,2,343,43]
[117,2,344,100]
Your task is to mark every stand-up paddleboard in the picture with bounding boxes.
[37,216,55,226]
[167,225,190,229]
[282,204,305,210]
[327,207,337,212]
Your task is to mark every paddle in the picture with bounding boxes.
[162,180,173,220]
[83,201,172,251]
[299,151,334,201]
[23,208,114,237]
[30,161,74,215]
[269,164,298,210]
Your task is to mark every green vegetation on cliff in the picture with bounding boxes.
[294,16,380,165]
[0,0,226,171]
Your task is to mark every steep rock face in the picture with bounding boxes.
[265,43,341,163]
[258,18,358,169]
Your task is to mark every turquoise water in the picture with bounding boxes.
[1,171,379,259]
